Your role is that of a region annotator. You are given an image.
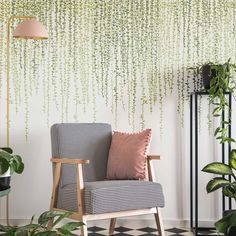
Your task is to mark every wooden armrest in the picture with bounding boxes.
[50,158,90,165]
[147,155,160,161]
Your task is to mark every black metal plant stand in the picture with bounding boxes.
[190,91,232,236]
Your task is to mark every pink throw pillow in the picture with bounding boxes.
[106,129,152,180]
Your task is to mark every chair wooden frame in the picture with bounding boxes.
[50,155,165,236]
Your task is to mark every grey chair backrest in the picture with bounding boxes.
[51,123,112,185]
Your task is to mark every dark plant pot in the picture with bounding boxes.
[0,176,11,191]
[202,64,217,90]
[223,210,236,236]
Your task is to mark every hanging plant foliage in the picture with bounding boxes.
[0,0,236,137]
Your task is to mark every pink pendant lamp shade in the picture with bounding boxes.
[12,19,48,39]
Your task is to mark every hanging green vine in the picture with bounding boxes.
[0,0,236,138]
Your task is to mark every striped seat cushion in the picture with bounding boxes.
[57,180,165,214]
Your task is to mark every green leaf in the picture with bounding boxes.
[13,155,22,168]
[38,211,67,227]
[230,150,236,170]
[15,230,30,236]
[0,158,9,175]
[10,162,16,175]
[202,162,233,175]
[206,177,230,193]
[30,215,35,225]
[208,86,217,94]
[212,102,220,106]
[16,223,39,231]
[210,77,217,86]
[0,225,14,232]
[57,228,76,235]
[222,121,230,125]
[223,185,236,198]
[38,211,57,226]
[213,106,221,114]
[0,151,12,162]
[0,148,13,154]
[34,231,59,236]
[52,211,71,227]
[14,162,24,174]
[60,222,84,231]
[214,127,221,136]
[224,138,236,144]
[215,211,236,234]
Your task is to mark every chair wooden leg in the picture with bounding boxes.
[80,219,88,236]
[154,208,165,236]
[109,218,116,235]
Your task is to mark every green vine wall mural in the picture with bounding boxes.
[0,0,236,138]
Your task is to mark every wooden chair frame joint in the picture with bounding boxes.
[51,157,90,165]
[147,155,161,161]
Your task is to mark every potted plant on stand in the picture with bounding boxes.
[0,147,24,195]
[200,58,236,235]
[201,62,230,90]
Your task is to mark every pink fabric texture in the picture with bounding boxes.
[106,129,152,180]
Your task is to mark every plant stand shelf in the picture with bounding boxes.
[190,91,232,236]
[0,189,10,226]
[0,188,10,198]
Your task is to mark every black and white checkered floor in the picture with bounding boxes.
[87,226,221,235]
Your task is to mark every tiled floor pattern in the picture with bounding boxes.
[88,226,222,235]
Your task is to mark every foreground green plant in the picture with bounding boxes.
[200,59,236,235]
[0,147,24,175]
[0,211,84,236]
[202,150,236,234]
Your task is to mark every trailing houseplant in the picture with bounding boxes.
[191,59,236,143]
[0,210,84,235]
[201,59,236,235]
[205,59,236,144]
[0,147,24,191]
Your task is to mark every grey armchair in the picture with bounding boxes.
[50,123,165,236]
